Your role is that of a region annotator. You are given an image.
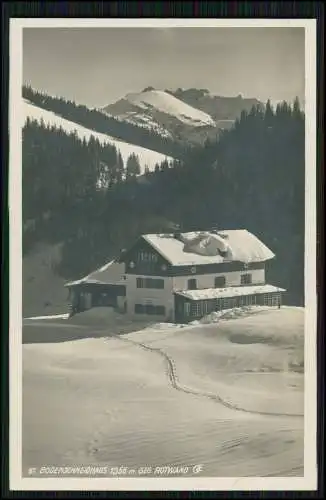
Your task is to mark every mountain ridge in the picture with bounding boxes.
[22,84,187,159]
[23,98,174,174]
[23,85,267,152]
[102,87,265,144]
[168,87,262,122]
[103,89,216,128]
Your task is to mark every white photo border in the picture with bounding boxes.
[9,18,317,492]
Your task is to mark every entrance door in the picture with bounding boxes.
[246,295,253,306]
[184,302,191,317]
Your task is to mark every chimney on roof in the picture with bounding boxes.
[173,231,187,243]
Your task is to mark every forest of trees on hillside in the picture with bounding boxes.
[23,98,305,305]
[22,116,178,274]
[22,85,189,159]
[143,99,305,304]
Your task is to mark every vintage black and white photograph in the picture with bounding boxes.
[9,19,317,491]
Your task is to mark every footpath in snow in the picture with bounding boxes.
[22,306,304,477]
[23,308,304,477]
[24,306,304,416]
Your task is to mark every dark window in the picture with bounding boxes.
[136,304,166,315]
[188,278,197,290]
[135,304,145,314]
[241,273,252,285]
[239,296,246,306]
[155,305,166,316]
[136,278,144,288]
[191,302,202,317]
[221,298,231,309]
[214,276,226,288]
[137,278,164,289]
[145,304,156,315]
[202,300,211,315]
[138,251,158,263]
[263,293,279,306]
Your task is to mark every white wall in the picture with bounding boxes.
[173,269,265,290]
[125,268,265,321]
[116,295,126,312]
[125,274,175,321]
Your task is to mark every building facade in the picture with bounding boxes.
[65,229,285,323]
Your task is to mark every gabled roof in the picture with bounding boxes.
[65,260,125,287]
[142,230,275,266]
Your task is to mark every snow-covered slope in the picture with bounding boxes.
[101,108,173,138]
[125,90,216,127]
[23,243,69,318]
[22,307,304,478]
[23,99,174,173]
[102,89,217,140]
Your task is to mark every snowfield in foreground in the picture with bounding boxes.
[23,100,174,173]
[23,307,304,477]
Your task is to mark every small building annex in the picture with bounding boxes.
[65,229,285,323]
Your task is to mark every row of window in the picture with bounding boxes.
[188,273,252,290]
[185,294,258,317]
[137,251,158,263]
[263,293,280,306]
[134,304,166,315]
[136,277,164,289]
[184,293,281,318]
[135,274,253,290]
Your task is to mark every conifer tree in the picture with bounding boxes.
[126,153,141,178]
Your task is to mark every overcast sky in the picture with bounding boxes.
[23,27,305,108]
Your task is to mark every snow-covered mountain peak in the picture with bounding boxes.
[102,88,218,141]
[102,86,263,143]
[123,89,216,128]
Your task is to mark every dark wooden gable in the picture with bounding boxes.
[122,236,171,275]
[121,236,267,277]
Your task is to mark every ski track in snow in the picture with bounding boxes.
[76,328,303,474]
[86,330,302,458]
[106,333,303,419]
[23,100,174,173]
[22,309,304,477]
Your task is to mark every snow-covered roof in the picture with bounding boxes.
[142,230,275,266]
[175,284,286,301]
[65,260,125,287]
